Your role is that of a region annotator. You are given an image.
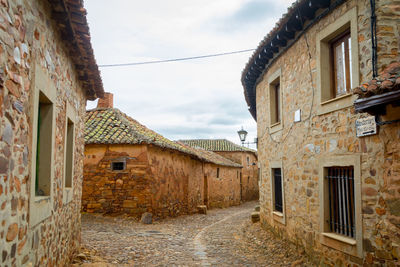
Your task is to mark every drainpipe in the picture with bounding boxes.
[370,0,378,78]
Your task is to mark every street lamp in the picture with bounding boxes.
[237,127,248,146]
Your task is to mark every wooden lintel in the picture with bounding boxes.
[354,90,400,114]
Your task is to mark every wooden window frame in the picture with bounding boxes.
[316,7,359,116]
[330,30,351,98]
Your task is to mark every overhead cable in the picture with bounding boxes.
[98,48,256,68]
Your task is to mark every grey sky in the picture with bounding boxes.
[84,0,293,149]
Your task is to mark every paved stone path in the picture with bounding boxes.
[73,201,309,266]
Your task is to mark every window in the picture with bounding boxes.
[247,156,250,166]
[319,155,362,257]
[325,166,355,238]
[331,31,352,98]
[112,161,125,171]
[272,168,283,213]
[30,64,56,226]
[216,167,220,178]
[64,118,74,188]
[316,7,359,115]
[35,92,54,196]
[269,78,281,125]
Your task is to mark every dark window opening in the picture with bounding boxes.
[331,31,352,98]
[65,118,74,188]
[35,92,53,196]
[274,83,281,123]
[326,166,355,238]
[217,168,220,178]
[273,168,282,212]
[112,161,125,171]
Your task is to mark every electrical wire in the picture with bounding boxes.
[98,48,256,68]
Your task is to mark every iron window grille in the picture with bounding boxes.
[326,166,355,238]
[273,168,283,213]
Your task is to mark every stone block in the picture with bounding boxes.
[141,212,152,224]
[122,200,137,209]
[197,205,207,214]
[251,211,260,223]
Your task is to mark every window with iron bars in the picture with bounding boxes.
[326,166,355,238]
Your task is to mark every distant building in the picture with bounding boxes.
[82,93,243,218]
[241,0,399,265]
[0,0,103,265]
[180,139,259,201]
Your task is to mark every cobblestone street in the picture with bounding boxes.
[73,201,309,266]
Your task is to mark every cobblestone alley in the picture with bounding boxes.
[73,201,309,266]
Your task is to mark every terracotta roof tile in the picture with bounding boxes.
[179,139,256,154]
[354,62,400,98]
[85,108,241,168]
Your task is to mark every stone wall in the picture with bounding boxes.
[0,0,87,266]
[255,0,400,265]
[83,144,205,219]
[205,164,241,209]
[216,151,259,201]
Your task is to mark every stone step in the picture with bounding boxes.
[251,211,260,223]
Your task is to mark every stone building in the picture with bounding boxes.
[241,0,399,265]
[0,0,103,266]
[180,139,259,201]
[83,94,242,218]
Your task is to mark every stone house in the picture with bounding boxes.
[0,0,103,266]
[180,139,259,201]
[83,94,242,218]
[241,0,399,265]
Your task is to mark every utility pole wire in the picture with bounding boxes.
[98,48,256,68]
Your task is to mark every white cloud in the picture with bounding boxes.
[85,0,294,149]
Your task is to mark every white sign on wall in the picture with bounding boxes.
[355,116,377,137]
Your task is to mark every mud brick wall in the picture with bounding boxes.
[147,145,203,218]
[216,151,259,201]
[255,0,400,265]
[83,144,205,219]
[205,164,241,209]
[0,0,87,266]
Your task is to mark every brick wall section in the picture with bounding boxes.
[0,1,87,266]
[216,151,259,201]
[255,0,400,265]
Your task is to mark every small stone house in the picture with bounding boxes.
[0,0,103,266]
[82,94,242,218]
[180,139,259,201]
[241,0,399,265]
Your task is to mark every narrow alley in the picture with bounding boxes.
[73,201,308,266]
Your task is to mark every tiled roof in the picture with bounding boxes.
[48,0,104,100]
[85,108,241,167]
[179,139,256,154]
[354,62,400,98]
[241,0,346,120]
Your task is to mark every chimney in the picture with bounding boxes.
[97,92,113,108]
